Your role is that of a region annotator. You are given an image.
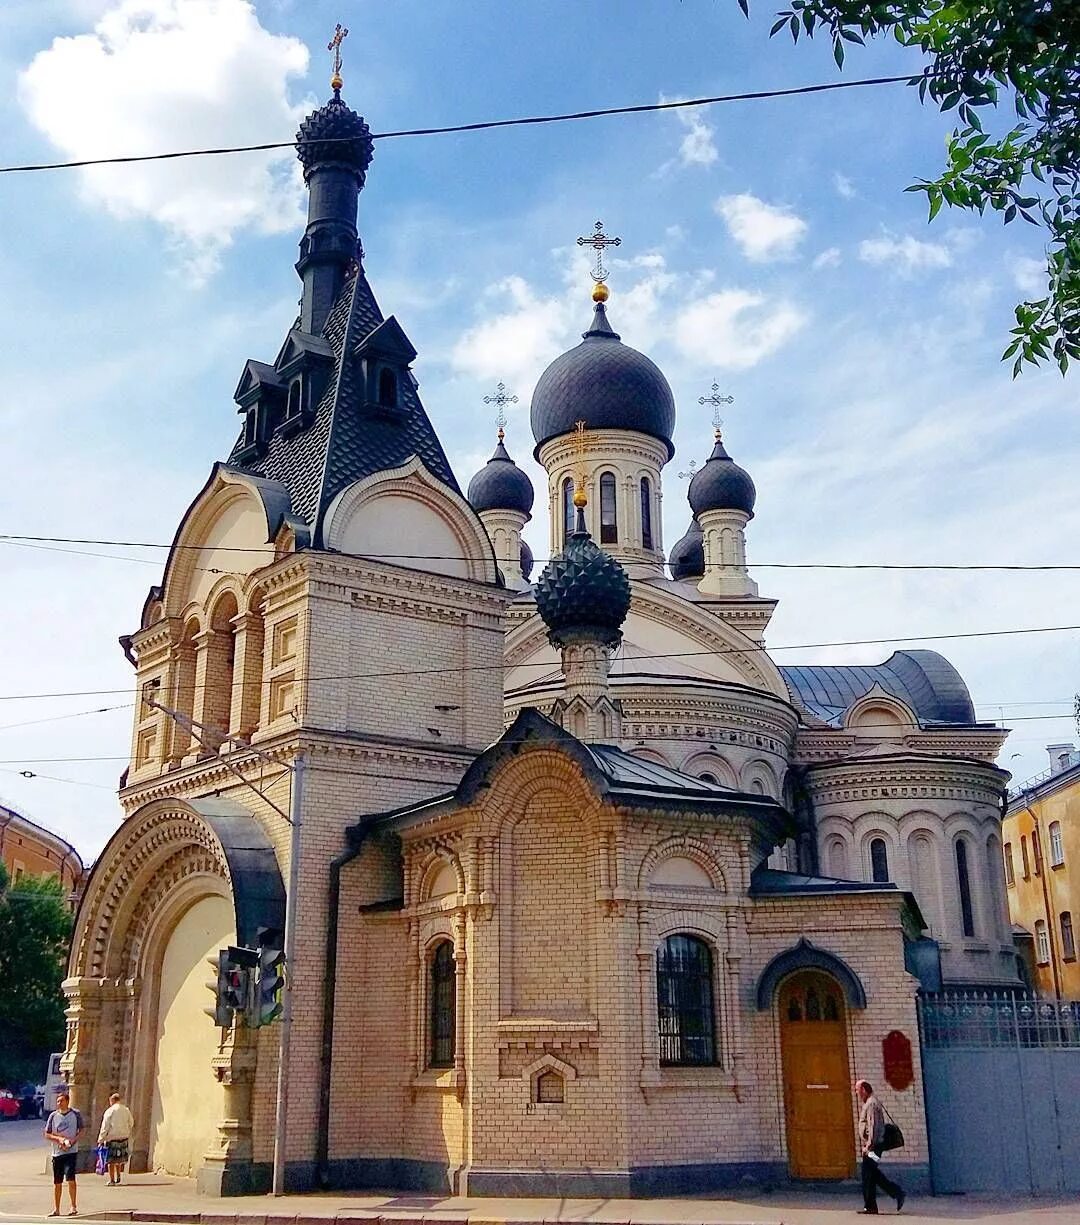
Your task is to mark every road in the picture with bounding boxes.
[0,1118,42,1154]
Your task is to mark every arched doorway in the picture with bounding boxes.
[779,970,854,1179]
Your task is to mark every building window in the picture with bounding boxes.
[1021,834,1031,878]
[286,378,303,419]
[1004,841,1015,887]
[535,1070,565,1103]
[1061,912,1076,961]
[1032,828,1043,876]
[640,477,653,550]
[562,477,575,544]
[656,934,716,1066]
[870,837,890,883]
[377,367,398,408]
[1049,821,1065,867]
[428,941,456,1068]
[1035,919,1051,965]
[599,472,618,544]
[699,772,718,784]
[956,839,976,938]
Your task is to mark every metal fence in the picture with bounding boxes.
[918,991,1080,1194]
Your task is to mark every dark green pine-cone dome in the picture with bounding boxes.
[535,512,632,648]
[296,96,374,183]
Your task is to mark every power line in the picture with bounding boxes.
[0,74,924,176]
[0,766,114,791]
[0,620,1078,703]
[0,704,133,735]
[4,535,1080,574]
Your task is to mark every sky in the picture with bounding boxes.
[1,0,1078,862]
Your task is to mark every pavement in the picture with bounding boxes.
[2,1121,1077,1225]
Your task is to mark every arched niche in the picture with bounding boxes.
[755,939,868,1011]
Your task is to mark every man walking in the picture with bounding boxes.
[855,1079,905,1214]
[97,1093,134,1186]
[43,1090,83,1217]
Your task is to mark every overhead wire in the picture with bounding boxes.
[0,74,927,176]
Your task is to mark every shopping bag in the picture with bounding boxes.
[95,1145,108,1176]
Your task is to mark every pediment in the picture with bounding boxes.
[275,328,334,374]
[233,359,284,405]
[354,315,417,362]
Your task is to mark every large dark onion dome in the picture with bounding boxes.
[467,435,535,516]
[687,434,756,519]
[535,507,631,648]
[530,300,676,458]
[295,93,374,183]
[669,518,705,581]
[520,539,535,581]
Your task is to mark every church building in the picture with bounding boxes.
[64,65,1015,1199]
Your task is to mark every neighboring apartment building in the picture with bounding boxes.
[0,802,85,907]
[1004,743,1080,998]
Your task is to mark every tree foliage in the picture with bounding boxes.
[0,863,72,1086]
[741,1,1080,376]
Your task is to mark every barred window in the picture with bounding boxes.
[640,477,653,550]
[656,934,716,1066]
[956,839,976,938]
[428,941,456,1068]
[600,472,618,544]
[870,837,890,883]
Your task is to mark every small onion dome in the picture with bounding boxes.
[520,539,535,581]
[669,518,705,581]
[296,95,374,185]
[535,509,632,649]
[687,434,756,519]
[467,436,535,516]
[530,302,676,459]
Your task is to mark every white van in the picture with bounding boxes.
[43,1052,66,1113]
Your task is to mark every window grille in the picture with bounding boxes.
[640,477,653,550]
[600,473,618,544]
[429,941,456,1068]
[1050,821,1065,867]
[1061,912,1076,962]
[870,837,890,883]
[656,934,716,1066]
[956,839,976,938]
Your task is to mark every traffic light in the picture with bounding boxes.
[204,950,234,1027]
[204,946,258,1028]
[256,926,285,1027]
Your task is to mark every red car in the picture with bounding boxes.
[0,1091,20,1120]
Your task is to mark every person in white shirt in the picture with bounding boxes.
[96,1093,134,1186]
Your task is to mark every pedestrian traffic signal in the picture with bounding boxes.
[256,926,285,1027]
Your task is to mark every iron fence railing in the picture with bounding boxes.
[918,991,1080,1049]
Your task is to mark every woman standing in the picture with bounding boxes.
[96,1093,134,1186]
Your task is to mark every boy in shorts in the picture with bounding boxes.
[43,1091,83,1216]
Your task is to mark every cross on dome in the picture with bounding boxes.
[483,381,518,439]
[698,382,734,438]
[576,221,621,303]
[328,23,349,93]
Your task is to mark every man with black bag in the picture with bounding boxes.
[855,1079,906,1214]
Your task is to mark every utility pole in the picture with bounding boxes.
[146,698,304,1195]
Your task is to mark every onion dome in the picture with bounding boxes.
[535,507,631,648]
[467,435,535,516]
[530,301,676,458]
[687,434,756,519]
[296,94,374,185]
[520,539,535,581]
[669,518,705,581]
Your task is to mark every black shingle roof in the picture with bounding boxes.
[227,264,459,545]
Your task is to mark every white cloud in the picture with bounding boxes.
[813,247,842,270]
[673,289,806,369]
[1011,255,1046,297]
[858,233,953,275]
[834,172,856,199]
[659,96,718,169]
[18,0,310,283]
[715,193,807,262]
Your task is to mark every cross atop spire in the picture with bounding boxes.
[573,419,589,508]
[483,381,518,438]
[328,23,349,93]
[698,382,734,437]
[577,220,621,291]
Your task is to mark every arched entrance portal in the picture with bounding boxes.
[779,971,854,1179]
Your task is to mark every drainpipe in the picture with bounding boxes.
[1020,792,1061,1000]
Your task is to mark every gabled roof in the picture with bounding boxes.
[780,649,978,727]
[226,264,459,545]
[354,315,416,361]
[348,708,794,844]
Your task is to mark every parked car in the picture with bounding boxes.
[0,1091,20,1121]
[16,1084,43,1119]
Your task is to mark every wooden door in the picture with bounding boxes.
[779,971,855,1179]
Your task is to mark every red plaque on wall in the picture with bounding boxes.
[883,1030,914,1091]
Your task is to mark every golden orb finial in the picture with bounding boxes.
[573,484,588,509]
[328,24,348,93]
[592,281,609,304]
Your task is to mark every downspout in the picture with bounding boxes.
[315,827,370,1188]
[1020,792,1062,1000]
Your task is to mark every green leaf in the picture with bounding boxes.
[770,16,787,36]
[834,38,845,68]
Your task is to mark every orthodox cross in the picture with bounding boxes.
[573,419,589,504]
[483,382,518,438]
[677,460,698,480]
[328,24,348,90]
[577,220,621,284]
[698,382,733,435]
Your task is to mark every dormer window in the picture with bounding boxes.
[378,367,398,409]
[243,406,259,448]
[286,377,303,420]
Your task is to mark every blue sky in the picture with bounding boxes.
[1,0,1078,860]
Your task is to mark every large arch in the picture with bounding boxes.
[755,938,868,1011]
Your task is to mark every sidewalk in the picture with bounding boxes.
[1,1150,1077,1225]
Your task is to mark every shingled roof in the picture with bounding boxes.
[226,262,459,546]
